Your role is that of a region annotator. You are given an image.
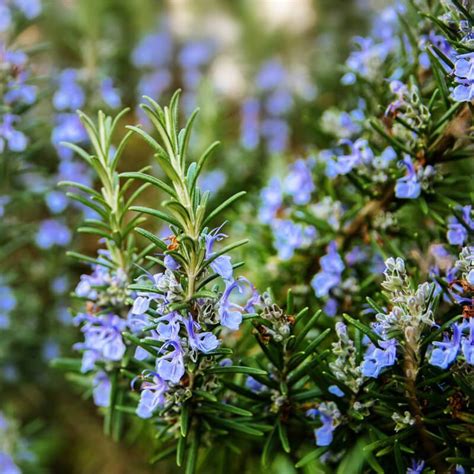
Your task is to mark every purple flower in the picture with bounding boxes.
[311,242,345,298]
[429,324,461,369]
[92,371,111,407]
[53,69,85,111]
[447,206,473,246]
[265,89,293,116]
[256,60,287,91]
[164,255,180,271]
[328,385,344,397]
[261,118,289,154]
[45,191,68,214]
[407,459,425,474]
[284,159,315,205]
[136,373,168,419]
[35,219,71,249]
[395,156,421,199]
[259,177,283,224]
[205,227,233,281]
[156,340,185,383]
[0,114,27,152]
[245,376,266,393]
[272,220,316,261]
[52,113,88,159]
[217,279,251,330]
[100,77,121,109]
[132,29,172,68]
[461,318,474,365]
[74,313,127,372]
[306,402,340,447]
[13,0,42,19]
[198,170,226,194]
[452,52,474,102]
[0,453,21,474]
[184,317,219,354]
[137,70,172,101]
[178,40,213,69]
[240,98,260,150]
[361,338,397,378]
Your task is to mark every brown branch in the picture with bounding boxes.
[403,331,448,473]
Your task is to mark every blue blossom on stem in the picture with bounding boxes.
[135,372,169,419]
[205,227,234,281]
[428,323,461,369]
[407,459,425,474]
[452,52,474,102]
[74,313,127,373]
[92,371,111,407]
[395,156,421,199]
[306,402,341,447]
[284,159,315,205]
[361,338,397,378]
[311,242,345,298]
[447,205,473,246]
[156,340,185,383]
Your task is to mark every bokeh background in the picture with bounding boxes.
[1,0,390,472]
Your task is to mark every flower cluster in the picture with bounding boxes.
[132,20,214,115]
[259,158,317,259]
[131,231,255,418]
[240,60,314,154]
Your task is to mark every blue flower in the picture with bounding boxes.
[447,206,473,246]
[260,118,289,154]
[407,459,425,474]
[306,402,341,447]
[328,385,344,397]
[361,338,397,378]
[52,113,88,159]
[240,98,260,150]
[132,30,172,68]
[395,156,421,199]
[284,159,315,205]
[35,219,71,249]
[452,52,474,102]
[53,69,85,111]
[92,371,111,407]
[311,242,345,298]
[259,177,283,224]
[12,0,42,19]
[461,318,474,365]
[428,323,461,369]
[217,278,252,330]
[100,77,121,109]
[74,313,127,372]
[156,340,185,383]
[178,40,213,69]
[205,227,233,281]
[163,255,180,271]
[198,170,226,194]
[265,89,293,116]
[272,220,309,261]
[0,453,21,474]
[184,317,219,354]
[45,191,68,214]
[245,376,267,393]
[136,373,168,419]
[0,114,28,152]
[256,60,287,91]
